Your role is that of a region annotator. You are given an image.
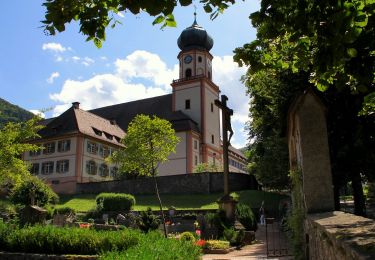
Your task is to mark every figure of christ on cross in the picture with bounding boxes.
[214,95,233,196]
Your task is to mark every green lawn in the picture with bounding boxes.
[57,190,289,213]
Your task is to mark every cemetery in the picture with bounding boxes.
[1,0,375,259]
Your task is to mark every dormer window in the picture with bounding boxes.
[185,99,191,110]
[185,68,192,78]
[104,132,113,140]
[92,127,102,136]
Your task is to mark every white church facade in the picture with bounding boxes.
[23,19,247,194]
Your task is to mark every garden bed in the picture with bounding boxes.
[203,247,236,254]
[0,252,98,260]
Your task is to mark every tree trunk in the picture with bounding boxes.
[351,171,366,217]
[153,169,167,238]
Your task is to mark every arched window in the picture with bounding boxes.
[208,71,211,80]
[198,56,202,62]
[185,68,192,78]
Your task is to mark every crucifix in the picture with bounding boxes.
[215,95,234,197]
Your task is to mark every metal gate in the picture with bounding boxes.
[265,218,293,257]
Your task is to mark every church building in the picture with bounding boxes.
[23,18,247,194]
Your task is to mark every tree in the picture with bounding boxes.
[108,114,180,237]
[41,0,235,47]
[194,162,223,173]
[234,0,375,115]
[245,70,307,190]
[10,175,59,207]
[0,117,43,189]
[233,1,375,216]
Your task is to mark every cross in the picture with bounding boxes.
[193,5,197,24]
[215,95,234,196]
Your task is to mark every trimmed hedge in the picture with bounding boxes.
[96,193,135,212]
[0,221,139,255]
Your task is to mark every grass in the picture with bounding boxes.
[56,190,289,213]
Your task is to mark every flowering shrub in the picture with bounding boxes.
[204,240,230,250]
[79,223,91,229]
[196,239,206,247]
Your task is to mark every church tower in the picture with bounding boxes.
[171,15,222,171]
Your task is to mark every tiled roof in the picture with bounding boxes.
[38,106,125,145]
[89,94,200,133]
[74,108,125,145]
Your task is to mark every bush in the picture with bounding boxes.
[10,176,58,207]
[204,240,230,250]
[137,207,160,233]
[100,231,202,260]
[235,203,257,231]
[0,200,17,217]
[0,221,140,255]
[96,193,135,212]
[54,207,75,216]
[179,231,196,243]
[223,228,244,247]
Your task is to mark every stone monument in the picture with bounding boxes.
[287,89,334,213]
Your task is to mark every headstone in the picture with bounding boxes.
[288,89,334,213]
[20,205,47,225]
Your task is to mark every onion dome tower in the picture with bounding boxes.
[171,13,221,172]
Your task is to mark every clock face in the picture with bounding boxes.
[184,55,192,64]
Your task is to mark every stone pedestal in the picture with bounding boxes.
[218,195,237,222]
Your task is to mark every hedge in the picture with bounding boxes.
[0,222,202,259]
[96,193,135,212]
[0,221,139,255]
[100,231,202,260]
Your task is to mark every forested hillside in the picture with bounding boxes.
[0,98,33,128]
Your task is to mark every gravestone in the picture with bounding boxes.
[288,89,334,213]
[20,205,47,225]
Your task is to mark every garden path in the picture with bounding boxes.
[202,224,293,260]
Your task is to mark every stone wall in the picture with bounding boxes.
[305,211,375,260]
[76,172,258,195]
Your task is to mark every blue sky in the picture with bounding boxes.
[0,0,259,148]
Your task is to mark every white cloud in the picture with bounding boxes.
[50,74,167,116]
[29,110,45,118]
[115,50,178,90]
[72,56,80,62]
[46,72,60,84]
[42,42,67,53]
[212,56,248,122]
[70,56,95,66]
[82,57,95,66]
